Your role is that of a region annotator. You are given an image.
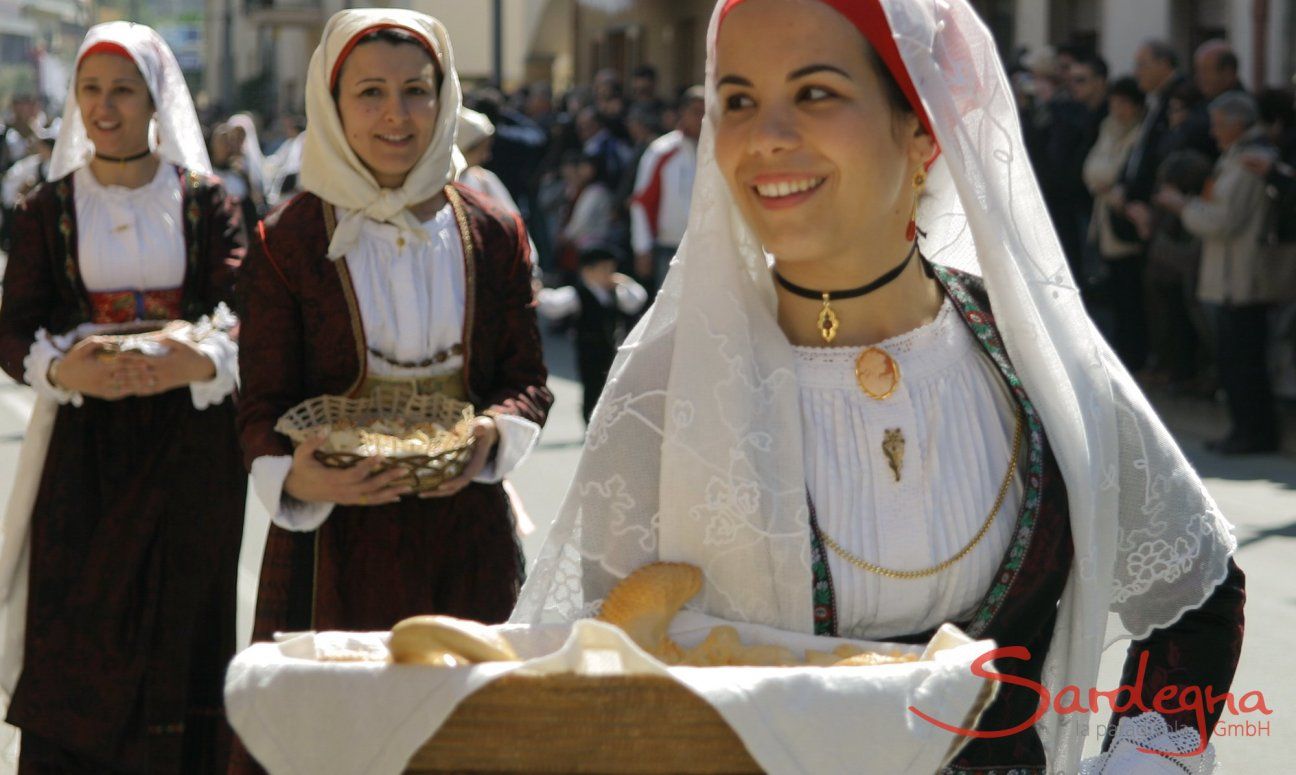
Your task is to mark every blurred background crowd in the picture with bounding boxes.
[1,0,1295,452]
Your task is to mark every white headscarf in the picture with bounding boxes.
[48,21,210,182]
[513,1,1237,772]
[226,112,267,198]
[300,9,465,259]
[456,107,495,154]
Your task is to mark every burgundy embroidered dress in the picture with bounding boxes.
[237,183,551,639]
[0,166,247,773]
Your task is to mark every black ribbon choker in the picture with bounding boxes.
[773,241,930,343]
[773,240,922,302]
[94,148,152,163]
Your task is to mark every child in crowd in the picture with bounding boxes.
[537,244,647,424]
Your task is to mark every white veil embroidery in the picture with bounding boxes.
[512,1,1237,771]
[48,21,211,181]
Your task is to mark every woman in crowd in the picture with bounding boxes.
[514,1,1245,772]
[1082,76,1145,320]
[0,21,244,773]
[236,6,549,671]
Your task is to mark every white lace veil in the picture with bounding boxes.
[48,21,211,182]
[512,1,1237,770]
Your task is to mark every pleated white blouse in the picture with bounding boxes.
[794,297,1023,640]
[250,203,541,532]
[24,164,238,410]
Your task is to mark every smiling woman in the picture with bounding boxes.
[76,50,154,167]
[232,11,550,770]
[332,28,442,190]
[514,1,1246,773]
[0,21,246,774]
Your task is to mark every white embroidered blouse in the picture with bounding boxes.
[250,203,541,532]
[794,297,1022,640]
[23,163,239,411]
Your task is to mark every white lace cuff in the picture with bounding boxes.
[473,413,541,484]
[183,303,240,410]
[185,330,238,409]
[251,455,335,532]
[23,329,83,407]
[1080,712,1216,774]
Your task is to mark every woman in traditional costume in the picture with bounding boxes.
[514,1,1245,772]
[236,7,548,650]
[0,21,245,773]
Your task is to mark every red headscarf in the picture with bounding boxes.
[327,23,441,90]
[79,40,134,65]
[719,0,938,160]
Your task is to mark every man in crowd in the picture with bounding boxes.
[1023,47,1093,279]
[1194,39,1246,102]
[630,87,703,296]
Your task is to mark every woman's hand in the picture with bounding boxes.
[284,432,412,506]
[50,337,135,400]
[420,416,499,499]
[120,336,217,397]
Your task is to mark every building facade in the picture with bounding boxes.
[199,0,1296,123]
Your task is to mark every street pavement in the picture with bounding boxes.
[0,325,1289,768]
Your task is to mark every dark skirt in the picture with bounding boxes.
[252,481,523,638]
[229,482,523,774]
[6,389,246,774]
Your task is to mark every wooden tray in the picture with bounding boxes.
[406,673,763,774]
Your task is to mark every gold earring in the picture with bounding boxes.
[906,170,926,242]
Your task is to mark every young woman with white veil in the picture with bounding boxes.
[0,21,245,773]
[513,1,1244,772]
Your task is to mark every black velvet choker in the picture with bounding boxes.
[94,148,152,163]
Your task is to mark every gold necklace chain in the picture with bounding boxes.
[818,409,1024,580]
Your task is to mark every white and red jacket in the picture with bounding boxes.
[629,130,697,255]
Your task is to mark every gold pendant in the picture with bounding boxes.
[817,293,839,343]
[855,346,900,400]
[882,428,905,482]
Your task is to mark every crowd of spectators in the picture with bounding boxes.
[1012,39,1296,453]
[4,47,1294,449]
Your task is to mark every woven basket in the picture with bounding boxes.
[406,673,763,774]
[275,387,477,493]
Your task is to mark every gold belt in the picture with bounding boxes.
[357,370,468,402]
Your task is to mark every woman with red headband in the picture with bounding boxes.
[235,4,547,697]
[516,1,1244,772]
[0,20,245,773]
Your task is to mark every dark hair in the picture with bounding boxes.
[331,27,442,99]
[676,85,705,111]
[1108,77,1145,107]
[1257,87,1295,127]
[1056,43,1084,61]
[1076,56,1109,81]
[580,243,626,267]
[868,46,913,120]
[1168,81,1204,109]
[1157,150,1213,195]
[1216,50,1239,74]
[626,103,662,133]
[1142,40,1179,69]
[632,65,657,81]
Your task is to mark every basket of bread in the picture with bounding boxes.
[225,562,998,775]
[274,385,477,493]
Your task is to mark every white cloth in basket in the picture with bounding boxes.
[224,613,997,775]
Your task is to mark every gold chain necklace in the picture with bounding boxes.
[818,409,1024,580]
